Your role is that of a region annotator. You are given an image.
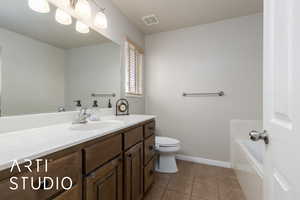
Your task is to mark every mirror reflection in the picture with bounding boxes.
[0,0,120,116]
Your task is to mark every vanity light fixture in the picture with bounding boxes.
[75,0,92,19]
[28,0,50,13]
[94,9,108,29]
[76,20,90,34]
[91,0,108,29]
[28,0,108,32]
[55,8,72,25]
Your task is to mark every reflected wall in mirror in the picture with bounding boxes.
[0,0,120,116]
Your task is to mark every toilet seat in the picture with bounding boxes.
[156,136,180,147]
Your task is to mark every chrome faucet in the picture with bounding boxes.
[73,107,91,124]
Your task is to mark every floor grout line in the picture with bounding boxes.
[160,174,171,200]
[189,175,196,200]
[217,175,221,200]
[148,161,244,200]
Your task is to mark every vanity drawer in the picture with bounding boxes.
[144,121,155,138]
[0,151,81,200]
[84,134,122,174]
[124,127,143,150]
[144,158,155,193]
[144,135,155,165]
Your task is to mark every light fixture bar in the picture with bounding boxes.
[90,0,105,12]
[70,0,104,11]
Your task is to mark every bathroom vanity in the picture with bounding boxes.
[0,116,155,200]
[0,1,154,199]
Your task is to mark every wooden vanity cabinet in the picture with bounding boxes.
[144,121,155,138]
[0,151,82,200]
[144,135,155,165]
[124,127,143,150]
[53,184,81,200]
[0,119,156,200]
[143,121,156,193]
[124,142,144,200]
[83,134,122,174]
[84,120,156,200]
[84,155,123,200]
[144,158,155,193]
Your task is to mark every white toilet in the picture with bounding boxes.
[155,136,180,173]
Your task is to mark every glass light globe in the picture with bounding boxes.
[76,20,90,34]
[28,0,50,13]
[94,11,108,29]
[75,0,91,19]
[55,8,72,25]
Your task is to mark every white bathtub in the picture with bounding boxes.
[231,120,264,200]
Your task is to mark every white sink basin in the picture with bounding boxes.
[70,120,124,131]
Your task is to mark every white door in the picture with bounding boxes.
[263,0,300,199]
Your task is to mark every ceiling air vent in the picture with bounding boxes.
[142,14,159,26]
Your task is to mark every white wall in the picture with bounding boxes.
[65,42,121,109]
[145,14,263,162]
[49,0,146,114]
[0,48,2,115]
[0,27,65,116]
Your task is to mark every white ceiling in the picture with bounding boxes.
[112,0,263,34]
[0,0,109,49]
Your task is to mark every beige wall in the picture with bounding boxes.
[145,14,263,162]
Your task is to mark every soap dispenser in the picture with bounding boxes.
[108,99,112,108]
[92,100,98,108]
[73,100,82,111]
[90,100,100,121]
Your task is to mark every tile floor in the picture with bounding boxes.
[144,160,246,200]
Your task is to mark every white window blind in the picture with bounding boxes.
[125,39,143,96]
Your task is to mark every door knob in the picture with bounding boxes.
[249,130,269,144]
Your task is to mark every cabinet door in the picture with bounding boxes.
[53,184,81,200]
[85,156,123,200]
[144,135,155,165]
[0,151,81,200]
[124,142,143,200]
[144,158,155,193]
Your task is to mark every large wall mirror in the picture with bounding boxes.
[0,0,121,116]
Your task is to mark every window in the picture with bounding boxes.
[125,39,143,96]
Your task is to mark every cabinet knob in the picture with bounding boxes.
[149,169,154,175]
[149,145,155,151]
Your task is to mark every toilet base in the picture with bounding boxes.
[155,153,178,173]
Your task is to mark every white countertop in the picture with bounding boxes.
[0,115,155,171]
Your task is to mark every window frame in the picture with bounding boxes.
[125,38,144,97]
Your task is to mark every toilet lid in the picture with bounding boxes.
[156,136,180,147]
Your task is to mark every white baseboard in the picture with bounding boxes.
[176,154,231,168]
